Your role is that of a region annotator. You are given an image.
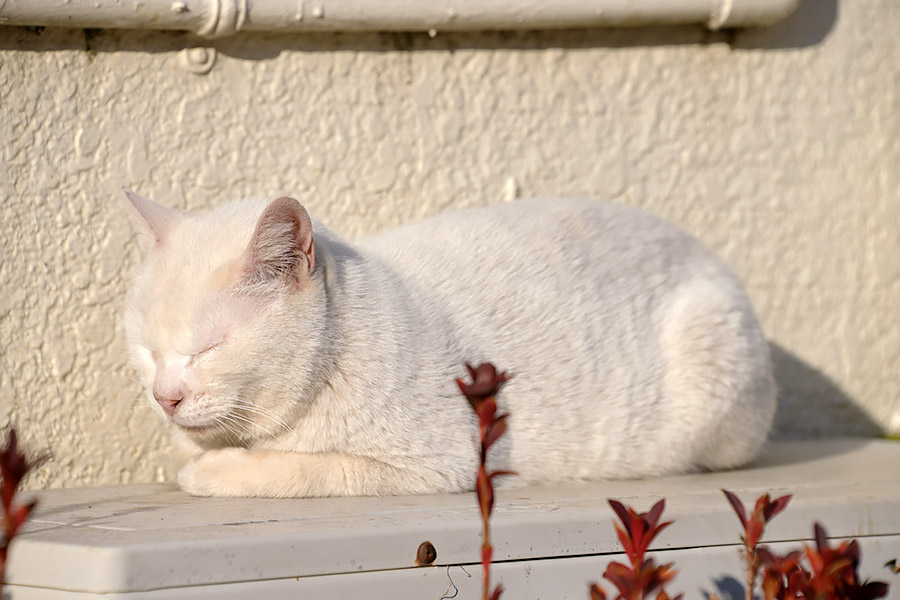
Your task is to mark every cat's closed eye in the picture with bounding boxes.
[188,342,223,366]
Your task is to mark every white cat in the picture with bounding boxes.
[123,191,776,498]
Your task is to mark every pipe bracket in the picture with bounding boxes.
[179,46,217,73]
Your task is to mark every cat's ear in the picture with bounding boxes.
[242,197,315,287]
[122,189,183,249]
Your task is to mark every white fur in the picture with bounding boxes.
[123,194,776,498]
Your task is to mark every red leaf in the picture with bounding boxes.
[0,429,45,518]
[489,584,504,600]
[603,560,636,598]
[722,489,748,527]
[761,569,783,600]
[488,470,516,482]
[614,522,637,565]
[589,583,607,600]
[6,500,36,539]
[647,500,665,529]
[477,402,499,431]
[456,378,476,410]
[0,430,24,511]
[844,538,861,565]
[608,499,630,529]
[805,545,825,575]
[758,548,801,575]
[746,519,764,549]
[814,522,828,554]
[634,559,677,596]
[627,513,646,562]
[458,363,510,407]
[654,563,676,591]
[857,580,890,599]
[756,546,776,563]
[765,495,792,522]
[788,568,811,597]
[484,415,509,450]
[753,493,771,518]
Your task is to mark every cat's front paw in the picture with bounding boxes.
[178,447,253,497]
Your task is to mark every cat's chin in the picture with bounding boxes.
[179,423,214,432]
[172,421,219,439]
[174,422,233,447]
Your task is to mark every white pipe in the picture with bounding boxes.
[0,0,802,38]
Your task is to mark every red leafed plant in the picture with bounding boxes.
[589,499,682,600]
[723,488,792,600]
[724,490,888,600]
[0,428,41,593]
[755,523,889,600]
[797,523,889,600]
[458,362,514,600]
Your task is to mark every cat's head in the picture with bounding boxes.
[122,191,328,447]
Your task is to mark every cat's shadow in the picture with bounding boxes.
[768,341,884,440]
[0,0,837,54]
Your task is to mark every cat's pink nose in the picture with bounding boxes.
[154,393,183,417]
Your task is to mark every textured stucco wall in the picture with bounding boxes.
[1,0,898,490]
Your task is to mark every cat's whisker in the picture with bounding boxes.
[225,398,293,431]
[225,410,278,438]
[210,419,240,446]
[213,416,247,447]
[218,412,251,435]
[230,401,293,433]
[216,409,250,432]
[220,412,256,442]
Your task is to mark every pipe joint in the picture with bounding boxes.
[198,0,247,37]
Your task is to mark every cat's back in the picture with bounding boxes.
[356,197,744,368]
[358,197,729,303]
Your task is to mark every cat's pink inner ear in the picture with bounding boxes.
[243,197,315,285]
[122,189,183,248]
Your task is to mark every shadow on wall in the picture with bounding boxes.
[0,0,837,55]
[768,342,884,440]
[732,0,839,50]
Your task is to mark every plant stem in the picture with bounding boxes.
[481,452,491,600]
[482,530,491,600]
[746,552,757,600]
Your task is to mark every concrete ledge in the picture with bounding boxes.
[6,439,900,599]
